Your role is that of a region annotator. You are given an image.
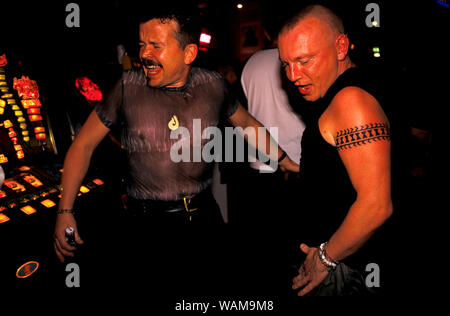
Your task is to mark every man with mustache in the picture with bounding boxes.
[53,7,298,291]
[277,5,393,295]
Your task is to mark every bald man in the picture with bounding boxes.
[278,5,392,295]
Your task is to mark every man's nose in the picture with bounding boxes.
[141,46,154,59]
[287,64,302,83]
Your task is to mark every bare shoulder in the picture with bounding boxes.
[319,86,389,146]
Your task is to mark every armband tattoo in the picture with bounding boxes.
[335,122,391,151]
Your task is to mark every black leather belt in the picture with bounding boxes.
[126,189,209,219]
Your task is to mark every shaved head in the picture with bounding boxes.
[279,4,345,41]
[277,4,353,101]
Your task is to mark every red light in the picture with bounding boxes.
[199,33,212,45]
[34,127,45,133]
[36,133,46,140]
[16,150,25,159]
[29,115,42,122]
[27,108,40,115]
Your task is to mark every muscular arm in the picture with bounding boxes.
[58,110,111,210]
[320,86,393,261]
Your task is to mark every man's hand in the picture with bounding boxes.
[53,213,84,262]
[292,243,329,296]
[279,155,300,173]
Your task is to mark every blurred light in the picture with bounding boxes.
[16,261,39,278]
[79,185,90,193]
[436,0,449,8]
[372,21,378,27]
[34,127,45,133]
[21,205,37,215]
[237,3,243,9]
[199,33,212,44]
[374,52,381,58]
[41,199,56,208]
[36,133,46,140]
[350,44,355,50]
[372,47,380,53]
[0,213,9,223]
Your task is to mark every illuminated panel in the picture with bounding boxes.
[14,145,23,151]
[0,108,4,115]
[27,108,40,115]
[0,213,10,223]
[12,105,20,110]
[20,123,27,130]
[199,33,212,44]
[4,179,26,192]
[0,74,5,80]
[8,130,16,138]
[0,206,7,212]
[17,117,26,122]
[17,150,25,159]
[1,93,13,98]
[4,120,12,128]
[21,173,43,187]
[34,127,45,133]
[0,190,6,198]
[0,81,6,86]
[21,99,41,108]
[0,154,7,163]
[23,136,30,142]
[0,99,5,107]
[7,99,16,105]
[36,133,46,140]
[18,166,31,171]
[29,115,43,122]
[93,179,104,185]
[41,199,56,208]
[21,205,37,215]
[14,111,24,116]
[79,186,90,193]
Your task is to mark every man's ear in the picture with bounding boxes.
[336,34,350,61]
[184,44,198,65]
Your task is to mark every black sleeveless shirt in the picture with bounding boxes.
[298,67,378,247]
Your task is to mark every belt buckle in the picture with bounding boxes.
[183,194,198,221]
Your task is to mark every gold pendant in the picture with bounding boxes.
[168,115,179,131]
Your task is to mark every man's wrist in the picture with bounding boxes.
[56,209,75,215]
[278,151,287,163]
[318,242,339,271]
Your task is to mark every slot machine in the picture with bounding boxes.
[0,54,106,226]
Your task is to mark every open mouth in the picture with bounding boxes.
[142,59,162,75]
[298,84,312,95]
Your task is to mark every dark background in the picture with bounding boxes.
[0,0,445,302]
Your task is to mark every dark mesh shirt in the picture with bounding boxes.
[95,67,238,200]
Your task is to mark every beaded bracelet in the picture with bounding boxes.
[318,242,339,271]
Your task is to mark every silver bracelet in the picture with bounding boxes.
[318,242,339,271]
[56,209,75,215]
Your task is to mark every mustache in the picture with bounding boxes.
[141,58,162,68]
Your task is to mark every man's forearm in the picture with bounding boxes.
[323,198,393,262]
[58,143,94,210]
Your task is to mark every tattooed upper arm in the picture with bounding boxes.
[335,122,391,151]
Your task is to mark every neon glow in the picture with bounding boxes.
[199,33,212,44]
[41,199,56,208]
[16,261,39,279]
[0,213,10,223]
[21,205,37,215]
